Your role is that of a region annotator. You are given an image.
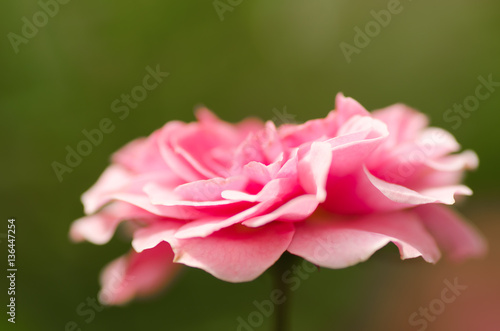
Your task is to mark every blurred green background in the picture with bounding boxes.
[1,0,499,330]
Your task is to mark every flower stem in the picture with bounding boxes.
[272,253,296,331]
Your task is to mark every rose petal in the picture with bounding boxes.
[243,160,282,185]
[221,177,297,203]
[372,104,429,145]
[70,210,122,245]
[112,130,169,173]
[288,210,441,268]
[108,193,206,219]
[176,223,295,282]
[365,167,472,206]
[132,221,184,253]
[98,242,180,305]
[335,93,371,125]
[415,204,487,261]
[70,202,153,245]
[425,150,479,172]
[144,182,239,207]
[133,221,295,282]
[325,117,389,176]
[242,194,319,227]
[81,165,133,214]
[174,176,248,201]
[158,121,206,182]
[173,199,277,239]
[298,141,332,202]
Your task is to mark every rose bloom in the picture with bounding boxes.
[70,94,486,305]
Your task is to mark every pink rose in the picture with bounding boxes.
[70,94,486,305]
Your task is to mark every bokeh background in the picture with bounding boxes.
[1,0,499,330]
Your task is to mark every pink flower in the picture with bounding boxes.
[70,94,486,305]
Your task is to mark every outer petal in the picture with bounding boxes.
[288,210,441,268]
[70,209,122,245]
[195,107,263,140]
[372,104,429,145]
[81,163,181,215]
[406,127,461,158]
[278,94,373,149]
[134,222,295,283]
[105,193,199,219]
[112,130,169,173]
[98,242,180,305]
[371,150,478,189]
[174,223,295,282]
[132,221,184,253]
[70,202,155,245]
[402,150,480,189]
[278,115,335,149]
[323,166,472,214]
[425,150,478,172]
[415,204,487,261]
[335,93,371,125]
[365,167,472,206]
[81,165,133,214]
